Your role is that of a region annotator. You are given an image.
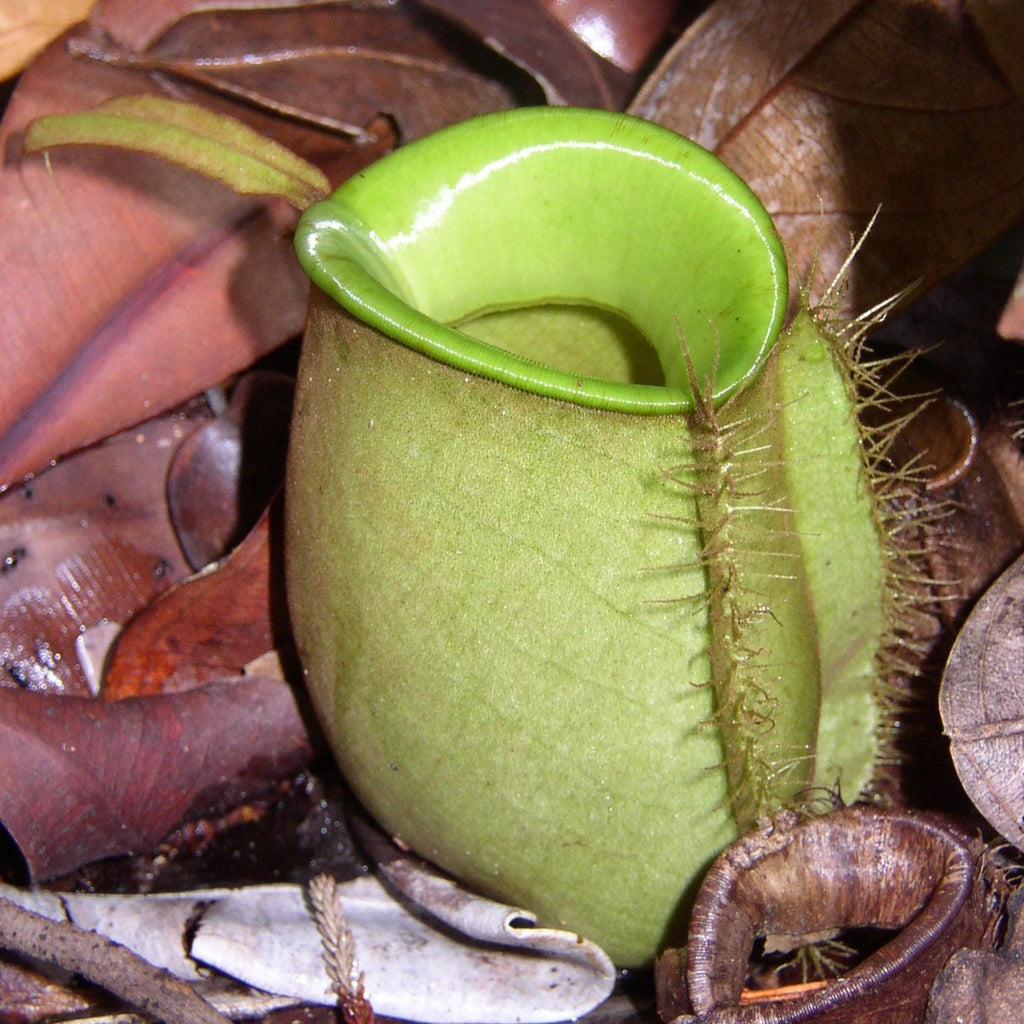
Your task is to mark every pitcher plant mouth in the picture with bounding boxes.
[294,107,788,414]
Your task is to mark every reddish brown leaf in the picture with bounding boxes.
[965,0,1024,103]
[167,371,293,570]
[0,0,526,489]
[0,36,308,490]
[83,1,518,144]
[102,504,283,700]
[0,957,92,1022]
[539,0,679,73]
[412,0,627,108]
[0,676,313,881]
[630,0,1024,317]
[0,415,197,698]
[89,0,310,53]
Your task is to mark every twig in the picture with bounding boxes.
[0,894,232,1024]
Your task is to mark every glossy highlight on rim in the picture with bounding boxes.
[295,107,788,415]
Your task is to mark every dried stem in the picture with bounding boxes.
[0,894,231,1024]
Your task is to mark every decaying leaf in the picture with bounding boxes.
[412,0,629,108]
[0,415,197,697]
[0,675,313,880]
[101,502,285,699]
[79,1,519,143]
[88,0,313,54]
[630,0,863,151]
[537,0,679,73]
[630,0,1024,318]
[965,0,1024,103]
[927,881,1024,1024]
[0,860,615,1024]
[657,807,1001,1024]
[940,549,1024,853]
[0,34,310,490]
[166,371,293,571]
[0,955,92,1022]
[0,0,94,78]
[920,415,1024,632]
[7,0,509,488]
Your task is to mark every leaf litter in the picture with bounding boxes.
[4,1,1024,1022]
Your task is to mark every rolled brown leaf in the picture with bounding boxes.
[658,806,1000,1024]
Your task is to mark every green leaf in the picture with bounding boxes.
[24,95,329,210]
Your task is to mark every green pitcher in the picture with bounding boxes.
[286,107,889,966]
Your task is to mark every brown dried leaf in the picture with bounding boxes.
[922,417,1024,631]
[0,35,310,490]
[630,0,1024,316]
[660,807,998,1024]
[0,0,524,488]
[940,549,1024,853]
[82,1,518,144]
[965,0,1024,102]
[630,0,863,150]
[538,0,679,73]
[0,675,313,881]
[102,503,284,699]
[412,0,627,108]
[926,881,1024,1023]
[88,0,310,53]
[0,957,92,1022]
[0,0,94,78]
[0,415,197,698]
[167,371,293,570]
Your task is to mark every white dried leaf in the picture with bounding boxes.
[0,867,614,1024]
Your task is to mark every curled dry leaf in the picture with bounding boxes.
[657,807,999,1024]
[0,415,197,697]
[868,274,1024,617]
[859,341,1024,632]
[630,0,1024,318]
[921,414,1024,634]
[0,675,313,881]
[167,370,293,570]
[940,549,1024,853]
